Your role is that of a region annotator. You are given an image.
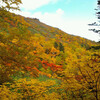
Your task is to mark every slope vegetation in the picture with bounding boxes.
[0,10,100,100]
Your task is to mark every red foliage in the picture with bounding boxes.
[32,67,41,72]
[25,66,41,73]
[39,60,63,71]
[6,63,11,66]
[25,60,63,78]
[25,66,31,71]
[15,52,19,55]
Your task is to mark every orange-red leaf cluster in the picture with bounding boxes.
[39,60,63,71]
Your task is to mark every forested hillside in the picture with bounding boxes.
[0,9,100,100]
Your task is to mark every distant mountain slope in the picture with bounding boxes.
[0,9,98,79]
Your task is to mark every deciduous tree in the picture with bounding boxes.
[0,0,22,10]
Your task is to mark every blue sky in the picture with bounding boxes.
[32,0,95,18]
[13,0,99,41]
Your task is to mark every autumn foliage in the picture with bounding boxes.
[0,9,100,100]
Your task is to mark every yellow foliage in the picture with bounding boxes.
[0,85,21,100]
[0,42,5,46]
[0,79,62,100]
[12,39,18,43]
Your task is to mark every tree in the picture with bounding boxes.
[89,0,100,35]
[0,0,22,10]
[57,52,100,100]
[59,42,64,52]
[97,0,100,19]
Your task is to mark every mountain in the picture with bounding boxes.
[0,10,100,100]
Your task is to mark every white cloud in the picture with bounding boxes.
[31,9,65,29]
[12,10,32,17]
[11,8,99,42]
[31,9,99,41]
[56,9,64,15]
[61,19,100,42]
[20,0,58,10]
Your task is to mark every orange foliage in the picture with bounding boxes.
[39,60,63,71]
[32,67,41,73]
[15,52,19,55]
[4,17,16,27]
[25,66,51,77]
[25,66,31,71]
[33,51,37,54]
[6,63,12,66]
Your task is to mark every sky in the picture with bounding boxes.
[11,0,99,42]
